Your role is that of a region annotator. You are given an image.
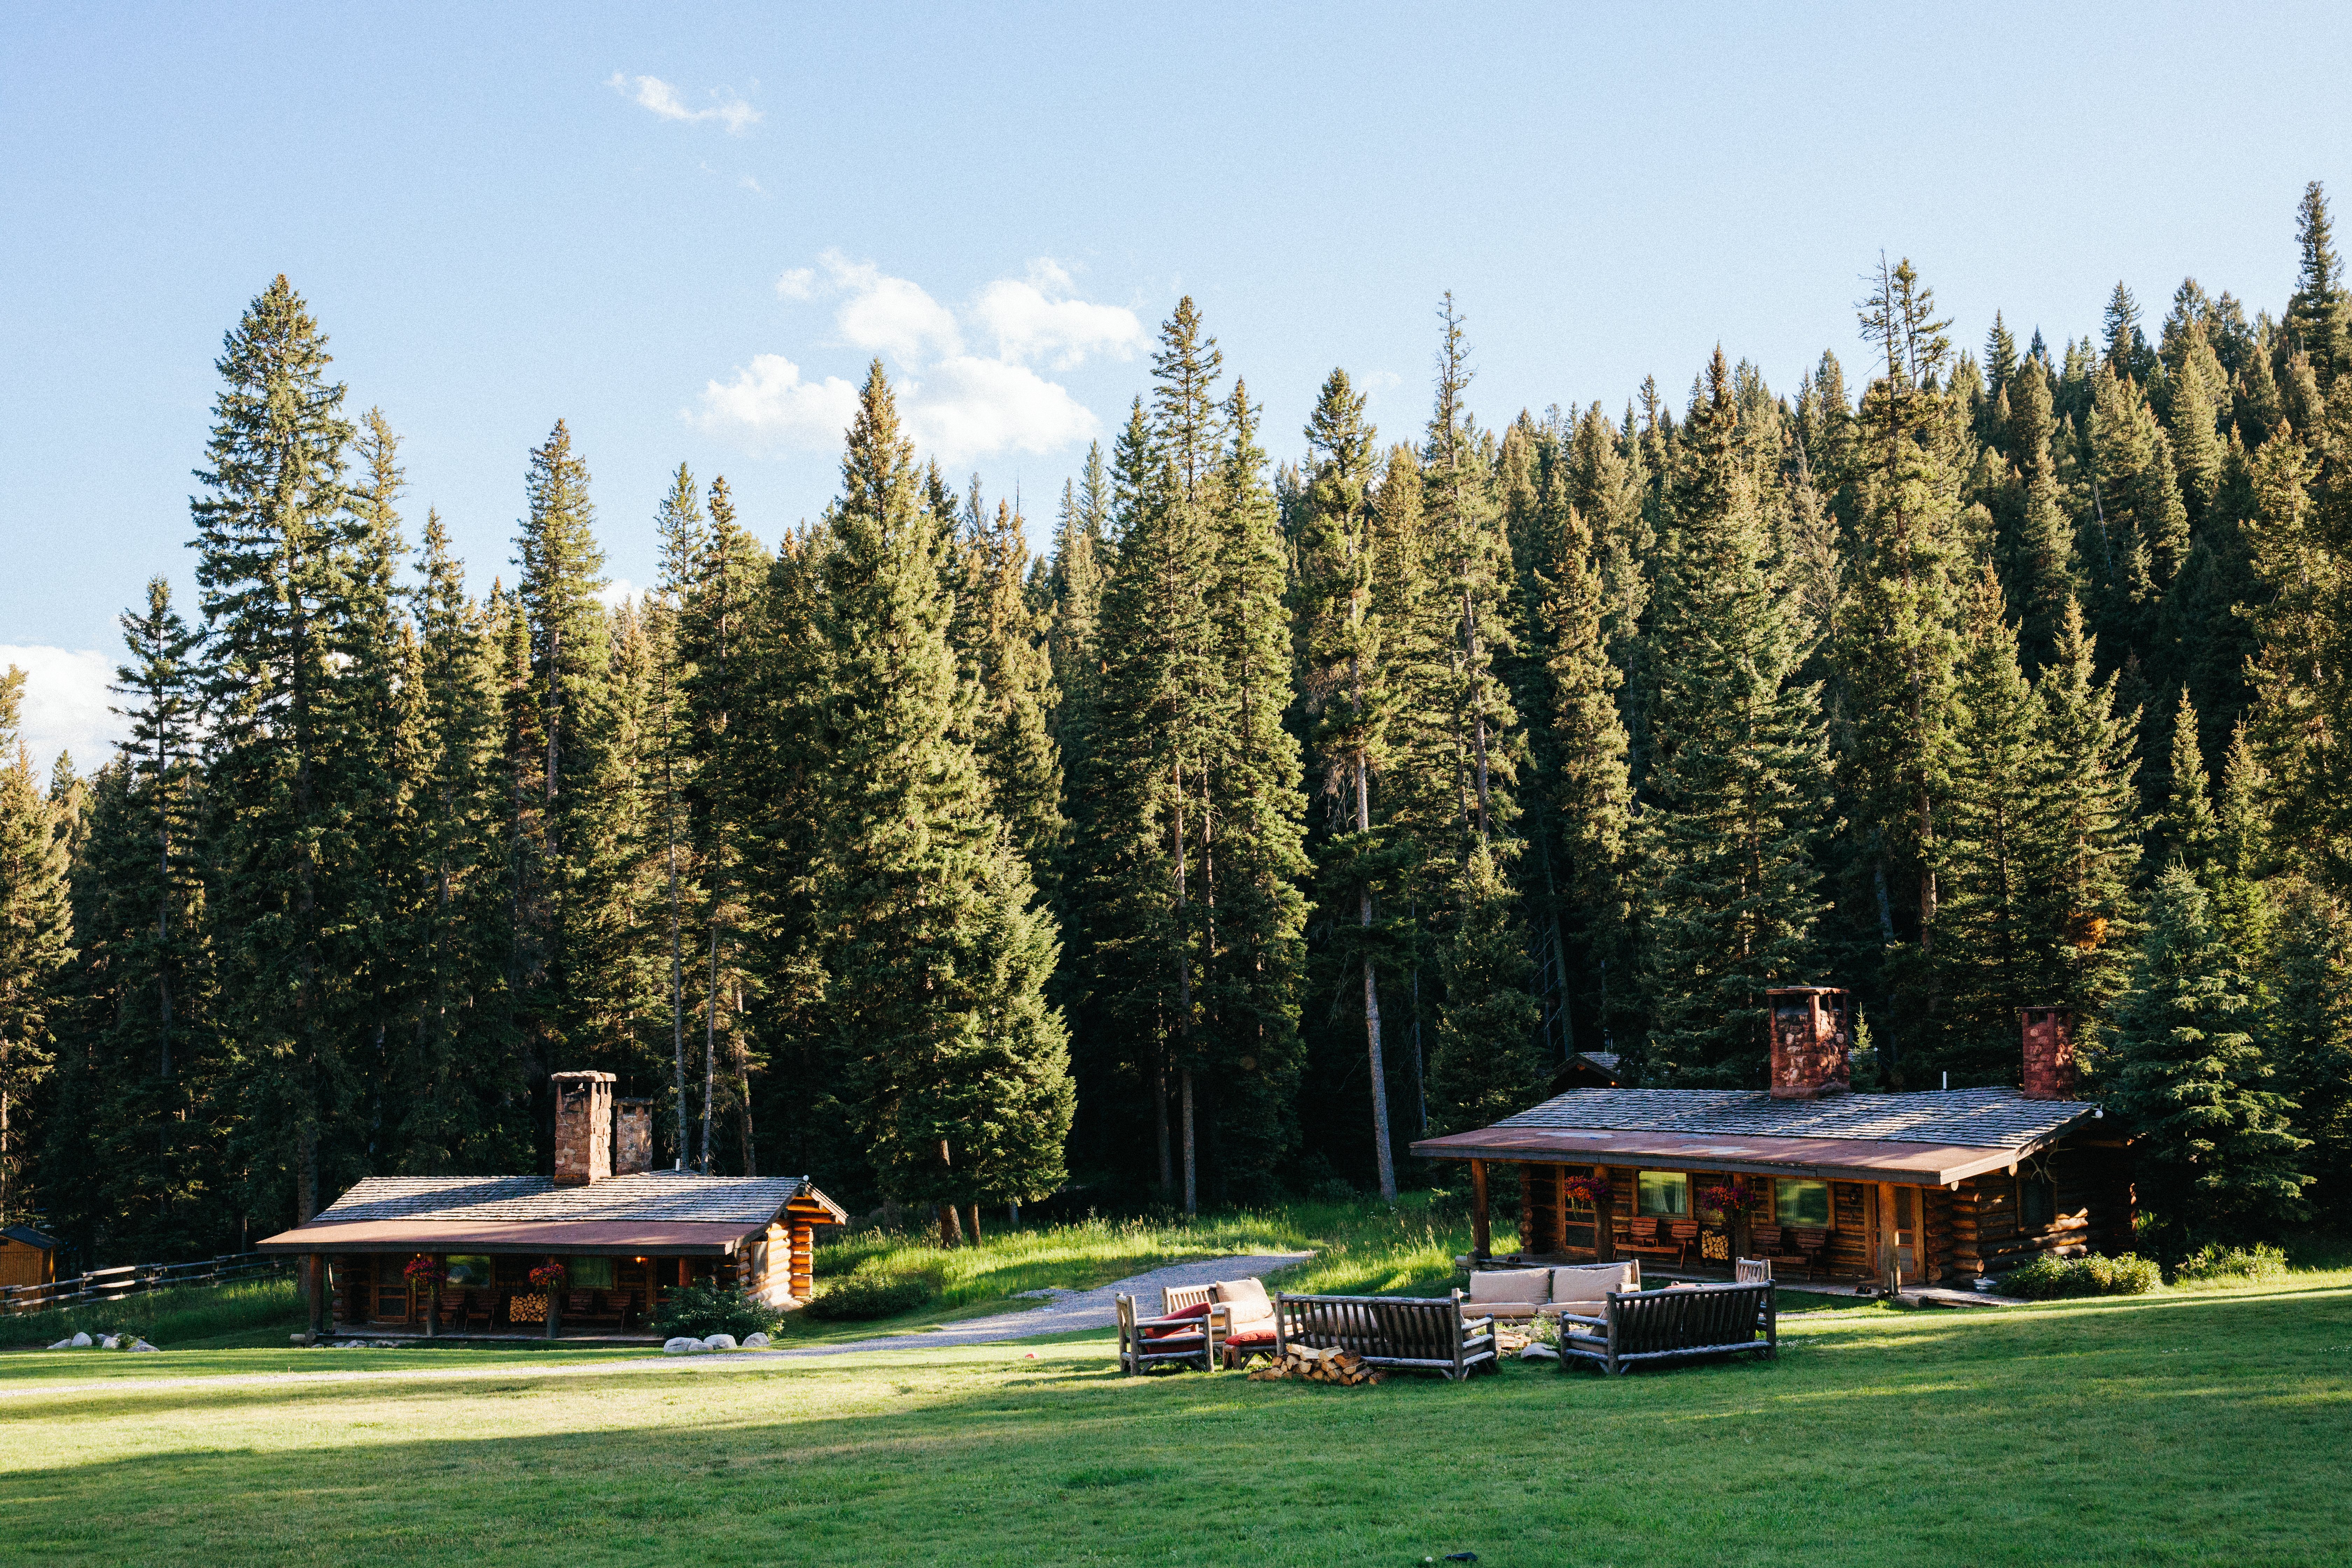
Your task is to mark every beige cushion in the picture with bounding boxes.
[1551,1262,1638,1300]
[1466,1267,1552,1306]
[1212,1278,1275,1329]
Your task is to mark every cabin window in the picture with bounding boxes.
[2019,1173,2056,1227]
[1774,1178,1832,1228]
[566,1256,614,1290]
[444,1255,495,1289]
[1637,1171,1689,1216]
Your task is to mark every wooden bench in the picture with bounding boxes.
[1616,1217,1686,1267]
[1555,1281,1777,1376]
[1274,1291,1497,1381]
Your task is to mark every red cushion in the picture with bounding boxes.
[1224,1328,1276,1346]
[1141,1302,1211,1341]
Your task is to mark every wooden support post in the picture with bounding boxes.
[307,1254,326,1339]
[1469,1160,1491,1261]
[1877,1183,1902,1300]
[1595,1167,1616,1264]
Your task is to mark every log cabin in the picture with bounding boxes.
[257,1071,846,1337]
[1411,991,2130,1295]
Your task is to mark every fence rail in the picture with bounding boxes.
[1,1252,292,1315]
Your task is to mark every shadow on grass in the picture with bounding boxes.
[6,1284,2352,1567]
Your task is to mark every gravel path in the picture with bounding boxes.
[0,1252,1312,1400]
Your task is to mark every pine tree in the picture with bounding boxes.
[1635,351,1831,1086]
[811,363,1071,1240]
[511,417,611,1158]
[2154,687,2220,877]
[2287,181,2349,382]
[1296,368,1404,1197]
[648,465,703,1165]
[402,512,522,1172]
[1837,257,1963,1067]
[2104,863,2308,1255]
[0,668,72,1224]
[1200,378,1309,1199]
[2267,878,2352,1214]
[952,495,1065,890]
[1932,567,2043,1083]
[2030,598,2141,1014]
[190,275,359,1227]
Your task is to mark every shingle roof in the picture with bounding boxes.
[1576,1052,1622,1073]
[1494,1086,2094,1150]
[315,1170,820,1227]
[1,1224,56,1250]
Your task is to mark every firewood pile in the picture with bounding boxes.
[1245,1344,1383,1386]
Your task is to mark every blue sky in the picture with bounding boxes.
[6,1,2351,765]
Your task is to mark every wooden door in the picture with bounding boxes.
[1874,1185,1924,1285]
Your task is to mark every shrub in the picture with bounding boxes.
[803,1273,935,1320]
[2001,1252,2161,1300]
[2174,1242,2290,1284]
[651,1283,785,1342]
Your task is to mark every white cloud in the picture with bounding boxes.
[704,253,1130,466]
[903,358,1099,464]
[693,354,862,452]
[974,260,1144,369]
[738,174,764,195]
[596,578,640,611]
[608,73,761,135]
[0,645,124,775]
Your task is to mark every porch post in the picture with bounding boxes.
[1877,1183,1902,1299]
[307,1253,326,1339]
[1594,1167,1616,1264]
[1469,1160,1491,1260]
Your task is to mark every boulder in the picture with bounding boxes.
[1518,1344,1561,1362]
[686,1339,713,1354]
[662,1337,700,1355]
[48,1338,72,1350]
[740,1332,770,1349]
[702,1333,737,1352]
[100,1336,120,1350]
[129,1339,160,1353]
[70,1332,91,1348]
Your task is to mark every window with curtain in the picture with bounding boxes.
[1774,1179,1831,1228]
[444,1255,494,1289]
[1637,1171,1689,1216]
[566,1256,614,1290]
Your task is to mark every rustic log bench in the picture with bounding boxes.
[1274,1291,1497,1381]
[1555,1281,1777,1376]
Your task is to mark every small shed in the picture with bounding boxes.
[0,1224,58,1290]
[256,1070,846,1336]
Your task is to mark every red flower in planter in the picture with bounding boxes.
[1699,1183,1752,1216]
[1562,1177,1614,1209]
[402,1255,448,1287]
[528,1263,568,1291]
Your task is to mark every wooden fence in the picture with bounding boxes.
[1,1252,292,1315]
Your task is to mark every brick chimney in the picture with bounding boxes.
[552,1071,616,1185]
[1767,987,1852,1099]
[613,1098,654,1177]
[2021,1008,2077,1100]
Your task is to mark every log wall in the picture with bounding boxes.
[1944,1139,2133,1281]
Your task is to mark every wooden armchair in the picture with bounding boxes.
[1618,1217,1682,1266]
[1666,1218,1700,1267]
[1751,1225,1813,1281]
[1115,1293,1219,1374]
[1790,1228,1829,1278]
[564,1289,628,1330]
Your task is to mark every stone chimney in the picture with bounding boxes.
[612,1098,654,1177]
[2021,1007,2077,1100]
[552,1071,616,1185]
[1767,987,1852,1099]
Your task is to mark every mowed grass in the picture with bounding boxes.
[4,1266,2350,1566]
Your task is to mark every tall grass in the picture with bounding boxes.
[1,1276,302,1348]
[812,1195,1474,1313]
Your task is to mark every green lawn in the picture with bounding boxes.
[4,1262,2349,1566]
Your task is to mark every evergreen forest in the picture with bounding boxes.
[12,184,2352,1266]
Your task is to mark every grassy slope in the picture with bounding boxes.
[3,1269,2348,1567]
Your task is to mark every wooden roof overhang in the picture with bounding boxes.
[254,1219,770,1257]
[1409,1122,2088,1188]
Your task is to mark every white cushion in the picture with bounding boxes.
[1552,1262,1638,1300]
[1213,1278,1272,1316]
[1467,1267,1553,1306]
[1475,1301,1542,1320]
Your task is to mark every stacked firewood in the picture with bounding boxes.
[1246,1344,1382,1386]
